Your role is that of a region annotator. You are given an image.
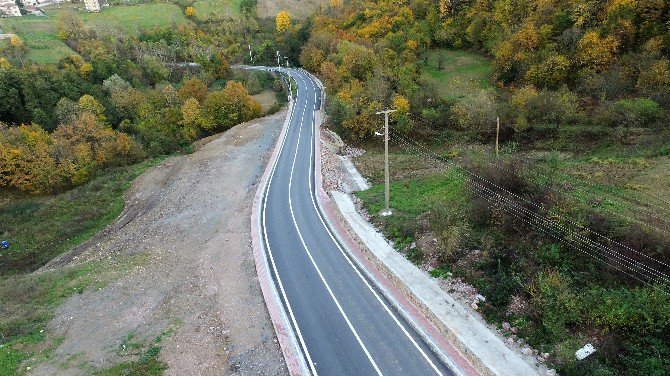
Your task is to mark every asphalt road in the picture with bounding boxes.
[259,68,456,376]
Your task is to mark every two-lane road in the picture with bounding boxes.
[258,67,457,375]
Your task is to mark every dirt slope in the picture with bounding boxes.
[28,111,289,375]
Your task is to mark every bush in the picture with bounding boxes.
[612,98,664,127]
[450,89,497,132]
[527,87,578,128]
[585,288,670,335]
[529,270,581,342]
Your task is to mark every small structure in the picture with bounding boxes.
[84,0,100,12]
[0,0,21,17]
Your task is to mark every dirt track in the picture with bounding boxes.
[30,111,289,375]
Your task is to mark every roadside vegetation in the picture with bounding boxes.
[298,0,670,374]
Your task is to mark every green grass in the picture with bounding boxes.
[192,0,241,21]
[0,3,188,63]
[0,257,146,375]
[95,330,172,375]
[356,168,466,243]
[422,49,493,101]
[0,157,163,275]
[72,3,188,33]
[0,16,76,64]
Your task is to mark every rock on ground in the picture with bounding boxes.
[29,111,289,375]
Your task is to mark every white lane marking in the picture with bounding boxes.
[287,75,384,376]
[301,72,448,376]
[261,78,319,375]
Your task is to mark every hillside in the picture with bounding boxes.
[258,0,327,19]
[301,1,670,374]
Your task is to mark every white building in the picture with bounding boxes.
[84,0,100,12]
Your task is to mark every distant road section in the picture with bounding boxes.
[255,67,457,376]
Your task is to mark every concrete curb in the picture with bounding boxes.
[330,193,541,376]
[250,100,309,376]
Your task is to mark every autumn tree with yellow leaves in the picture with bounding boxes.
[276,11,291,33]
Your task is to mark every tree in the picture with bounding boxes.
[185,6,196,18]
[576,32,619,72]
[9,35,23,49]
[299,45,325,72]
[202,81,262,132]
[0,57,10,70]
[178,78,209,103]
[320,61,342,91]
[276,11,291,33]
[55,97,78,124]
[205,51,230,80]
[392,94,413,132]
[439,0,451,20]
[56,12,85,42]
[330,0,343,7]
[0,124,62,193]
[77,94,107,123]
[525,55,571,89]
[180,98,204,141]
[102,74,131,94]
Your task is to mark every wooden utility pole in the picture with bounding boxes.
[496,117,500,159]
[376,108,397,216]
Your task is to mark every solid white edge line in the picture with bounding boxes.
[302,71,464,376]
[261,74,318,375]
[287,75,385,376]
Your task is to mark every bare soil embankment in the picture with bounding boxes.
[29,111,290,375]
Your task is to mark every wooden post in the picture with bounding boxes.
[496,117,500,159]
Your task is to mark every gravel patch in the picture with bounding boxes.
[28,111,290,375]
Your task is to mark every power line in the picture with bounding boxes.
[390,131,670,273]
[399,126,670,220]
[387,132,670,292]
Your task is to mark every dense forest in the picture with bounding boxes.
[301,0,669,137]
[0,5,294,194]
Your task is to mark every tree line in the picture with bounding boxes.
[299,0,669,139]
[0,13,278,194]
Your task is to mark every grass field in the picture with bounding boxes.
[422,49,493,101]
[257,0,326,19]
[192,0,241,21]
[0,157,163,374]
[0,158,163,275]
[0,3,188,63]
[0,16,75,64]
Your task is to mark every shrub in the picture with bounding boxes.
[585,288,670,335]
[612,98,664,127]
[528,270,581,342]
[450,89,497,132]
[202,81,262,132]
[526,87,578,128]
[526,55,571,89]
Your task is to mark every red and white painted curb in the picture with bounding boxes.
[250,99,309,376]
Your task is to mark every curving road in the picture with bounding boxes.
[257,67,456,376]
